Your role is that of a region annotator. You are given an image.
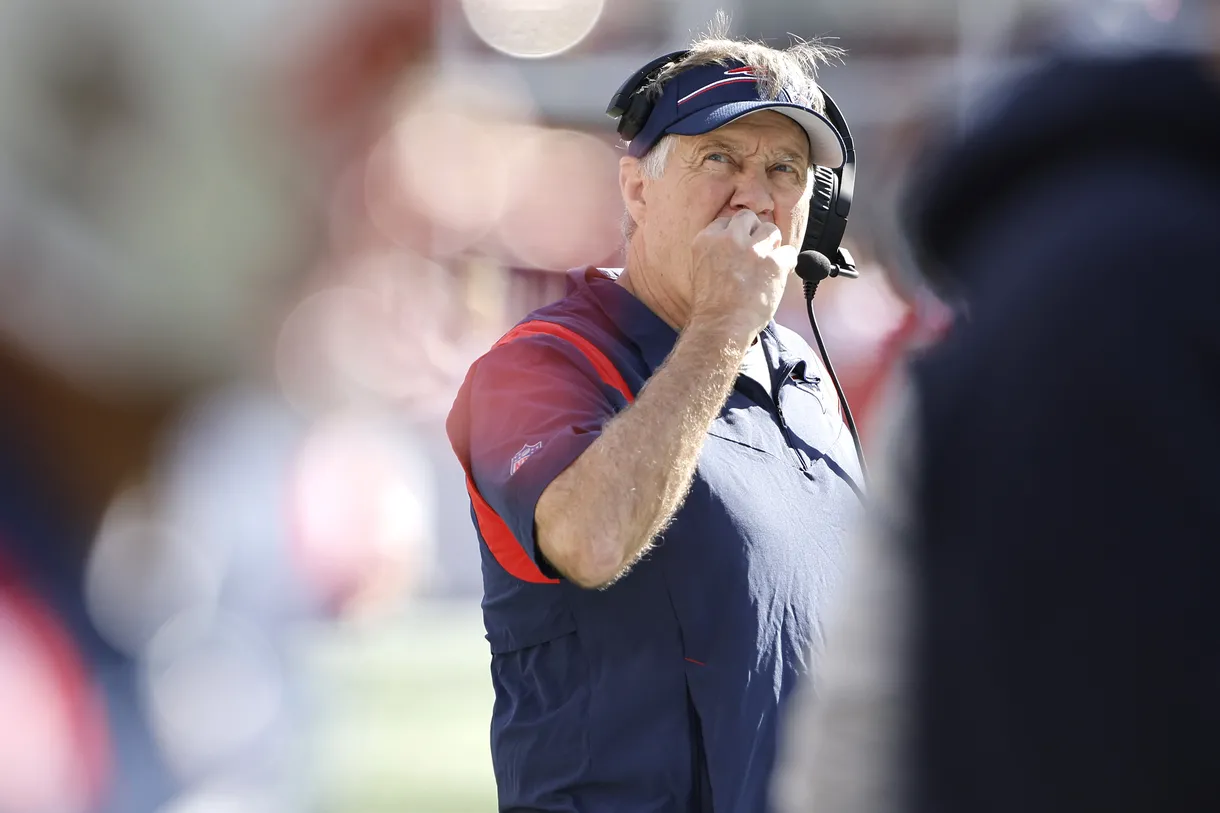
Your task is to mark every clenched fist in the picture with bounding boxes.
[688,210,798,342]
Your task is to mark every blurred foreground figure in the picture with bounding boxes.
[773,6,1220,813]
[0,1,432,811]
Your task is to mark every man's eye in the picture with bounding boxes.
[705,153,729,164]
[772,163,796,174]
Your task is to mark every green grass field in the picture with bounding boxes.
[302,600,499,813]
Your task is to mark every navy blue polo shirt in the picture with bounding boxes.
[447,267,862,813]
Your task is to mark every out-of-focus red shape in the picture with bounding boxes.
[290,0,437,168]
[285,415,430,616]
[0,548,109,813]
[845,294,955,445]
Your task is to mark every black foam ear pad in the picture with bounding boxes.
[618,91,655,141]
[607,50,690,141]
[803,166,838,254]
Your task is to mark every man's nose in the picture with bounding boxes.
[728,167,775,218]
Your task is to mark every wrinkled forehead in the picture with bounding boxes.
[689,111,811,161]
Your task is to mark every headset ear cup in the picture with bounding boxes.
[619,92,654,141]
[803,166,837,254]
[608,49,690,142]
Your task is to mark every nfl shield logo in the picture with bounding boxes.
[510,442,543,476]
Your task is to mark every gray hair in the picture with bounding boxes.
[620,134,676,242]
[620,14,844,244]
[644,15,842,115]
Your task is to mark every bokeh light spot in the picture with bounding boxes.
[461,0,605,59]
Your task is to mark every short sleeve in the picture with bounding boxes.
[465,333,628,575]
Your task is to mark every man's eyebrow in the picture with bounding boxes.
[695,138,739,153]
[695,138,809,163]
[772,138,812,162]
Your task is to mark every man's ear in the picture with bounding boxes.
[620,156,647,230]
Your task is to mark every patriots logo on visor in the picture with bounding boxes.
[510,441,543,476]
[677,66,761,105]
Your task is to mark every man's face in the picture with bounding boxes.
[622,110,813,306]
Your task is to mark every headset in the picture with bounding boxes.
[607,50,869,484]
[607,50,858,277]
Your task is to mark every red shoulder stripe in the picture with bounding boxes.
[467,320,634,584]
[492,321,633,403]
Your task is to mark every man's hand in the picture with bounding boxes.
[534,211,797,588]
[689,210,798,340]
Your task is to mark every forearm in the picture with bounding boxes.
[536,318,750,587]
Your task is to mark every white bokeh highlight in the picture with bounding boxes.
[461,0,606,59]
[143,610,284,781]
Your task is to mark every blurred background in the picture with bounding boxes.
[0,0,1196,811]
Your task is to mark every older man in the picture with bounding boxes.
[447,29,862,813]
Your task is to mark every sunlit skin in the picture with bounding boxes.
[617,111,813,330]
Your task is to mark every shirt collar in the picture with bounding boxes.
[570,267,678,372]
[570,267,803,375]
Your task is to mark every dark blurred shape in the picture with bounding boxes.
[773,8,1220,812]
[901,35,1220,813]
